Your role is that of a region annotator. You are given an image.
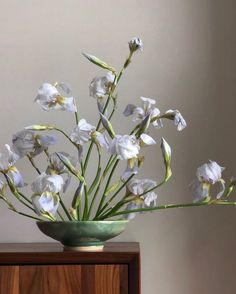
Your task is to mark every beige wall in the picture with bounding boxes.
[0,0,236,293]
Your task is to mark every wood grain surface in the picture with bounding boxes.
[0,266,19,294]
[0,265,128,294]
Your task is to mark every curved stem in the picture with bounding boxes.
[27,155,41,174]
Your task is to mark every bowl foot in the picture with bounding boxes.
[63,245,104,252]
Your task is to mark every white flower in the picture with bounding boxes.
[190,160,225,202]
[0,145,24,187]
[124,178,157,219]
[164,109,187,131]
[31,172,64,194]
[35,83,76,112]
[89,72,115,99]
[32,192,59,216]
[12,130,56,158]
[127,178,157,203]
[46,152,77,193]
[128,178,158,207]
[128,37,143,52]
[108,135,140,160]
[70,119,96,145]
[123,97,162,129]
[196,160,224,184]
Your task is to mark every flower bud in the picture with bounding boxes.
[25,124,55,131]
[161,138,172,181]
[128,37,143,53]
[100,113,116,138]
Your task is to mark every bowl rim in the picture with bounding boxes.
[36,220,129,224]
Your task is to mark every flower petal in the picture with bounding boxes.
[140,134,156,146]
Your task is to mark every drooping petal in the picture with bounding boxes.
[123,202,139,220]
[38,134,57,148]
[8,166,25,187]
[142,191,157,207]
[121,165,138,182]
[5,144,19,165]
[123,104,137,116]
[140,134,156,146]
[165,109,187,131]
[190,179,210,202]
[32,192,59,216]
[95,132,110,149]
[140,97,156,109]
[127,178,156,196]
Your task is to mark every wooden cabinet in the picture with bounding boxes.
[0,242,140,294]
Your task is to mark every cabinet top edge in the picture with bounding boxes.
[0,242,140,253]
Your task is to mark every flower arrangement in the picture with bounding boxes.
[0,37,235,223]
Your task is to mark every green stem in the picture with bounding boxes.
[55,128,79,149]
[27,155,41,174]
[3,174,35,212]
[87,155,115,218]
[18,191,32,205]
[82,185,89,220]
[99,200,236,219]
[95,159,119,217]
[58,193,73,221]
[75,111,79,125]
[87,143,101,218]
[96,174,135,218]
[83,95,112,173]
[57,211,65,221]
[17,211,42,221]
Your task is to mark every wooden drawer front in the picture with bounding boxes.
[0,264,128,294]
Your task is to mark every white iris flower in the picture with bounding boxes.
[0,145,24,187]
[35,82,77,112]
[123,97,163,129]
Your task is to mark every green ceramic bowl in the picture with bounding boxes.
[36,220,129,251]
